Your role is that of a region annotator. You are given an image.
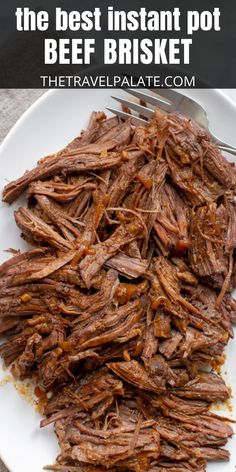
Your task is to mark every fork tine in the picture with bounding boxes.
[151,89,209,126]
[150,88,183,106]
[111,96,154,120]
[126,89,172,113]
[106,107,147,126]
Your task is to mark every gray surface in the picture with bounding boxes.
[0,89,44,143]
[0,89,45,472]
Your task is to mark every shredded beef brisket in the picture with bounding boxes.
[0,109,236,472]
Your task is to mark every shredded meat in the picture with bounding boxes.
[0,109,236,472]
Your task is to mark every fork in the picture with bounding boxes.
[107,89,236,157]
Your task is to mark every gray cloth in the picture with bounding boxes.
[0,89,44,143]
[0,89,45,472]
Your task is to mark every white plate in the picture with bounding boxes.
[0,89,236,472]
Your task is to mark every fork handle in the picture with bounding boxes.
[211,135,236,157]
